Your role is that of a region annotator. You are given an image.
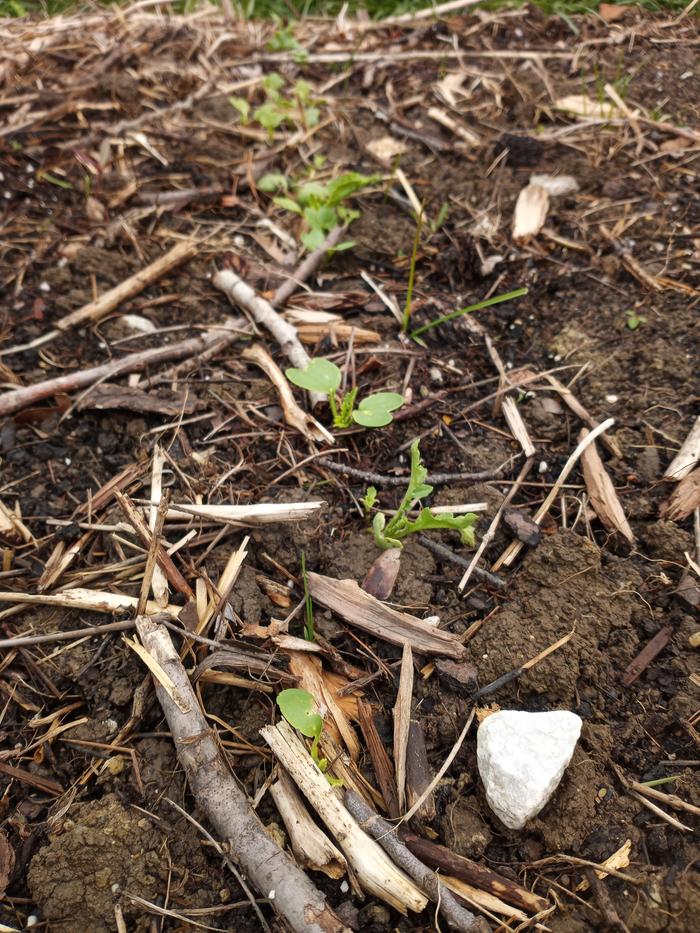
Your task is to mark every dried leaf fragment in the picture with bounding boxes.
[512,184,549,241]
[579,429,634,543]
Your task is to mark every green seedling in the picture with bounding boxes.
[276,688,341,784]
[258,169,380,252]
[625,309,645,330]
[230,72,319,139]
[361,486,378,514]
[369,439,478,550]
[409,287,528,341]
[286,358,403,428]
[300,551,315,642]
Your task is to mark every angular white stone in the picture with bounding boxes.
[477,710,582,830]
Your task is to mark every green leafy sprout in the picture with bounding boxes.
[276,688,341,784]
[368,439,478,550]
[625,309,645,330]
[286,358,404,428]
[230,72,319,139]
[258,169,381,252]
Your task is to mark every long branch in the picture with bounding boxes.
[134,615,346,933]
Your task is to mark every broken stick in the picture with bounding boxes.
[134,615,346,933]
[57,239,197,331]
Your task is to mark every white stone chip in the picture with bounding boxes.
[477,709,582,830]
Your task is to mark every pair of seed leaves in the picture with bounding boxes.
[286,358,403,427]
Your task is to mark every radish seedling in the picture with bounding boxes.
[286,358,403,428]
[276,688,341,783]
[369,439,478,550]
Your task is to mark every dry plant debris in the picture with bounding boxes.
[0,3,698,932]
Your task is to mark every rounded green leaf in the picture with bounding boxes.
[277,689,323,739]
[352,408,393,428]
[286,358,341,393]
[352,391,404,427]
[361,392,404,413]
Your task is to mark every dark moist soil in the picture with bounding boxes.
[1,5,699,933]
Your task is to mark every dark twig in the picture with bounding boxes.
[416,536,505,589]
[317,459,505,487]
[344,790,488,933]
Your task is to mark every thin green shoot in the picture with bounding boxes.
[300,551,315,642]
[401,207,423,333]
[640,775,681,788]
[409,287,528,340]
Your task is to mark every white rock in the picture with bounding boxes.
[477,710,582,830]
[120,314,157,334]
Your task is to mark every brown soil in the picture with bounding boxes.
[1,5,699,933]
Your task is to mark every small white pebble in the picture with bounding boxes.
[340,880,349,893]
[27,916,39,928]
[423,615,440,627]
[605,394,618,404]
[553,353,562,362]
[268,890,275,900]
[27,179,35,189]
[681,71,693,80]
[482,653,489,660]
[39,281,51,293]
[3,191,11,200]
[58,257,68,268]
[64,457,71,466]
[429,366,443,385]
[26,163,35,173]
[538,461,548,474]
[111,883,121,894]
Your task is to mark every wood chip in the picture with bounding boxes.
[660,467,700,522]
[579,428,634,543]
[307,572,466,659]
[512,184,549,241]
[664,416,700,481]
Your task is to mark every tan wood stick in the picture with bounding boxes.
[56,239,197,331]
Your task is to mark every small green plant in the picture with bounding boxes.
[259,170,380,252]
[266,25,308,62]
[300,551,315,642]
[286,358,403,428]
[276,688,341,784]
[625,309,645,330]
[368,439,478,550]
[230,72,319,139]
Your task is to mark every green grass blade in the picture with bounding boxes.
[409,287,528,340]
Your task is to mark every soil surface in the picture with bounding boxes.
[1,4,699,933]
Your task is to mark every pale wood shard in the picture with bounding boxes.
[442,875,529,921]
[165,501,325,525]
[307,572,466,659]
[242,344,334,444]
[261,719,428,914]
[665,416,700,481]
[56,239,197,331]
[393,644,413,812]
[270,769,347,880]
[0,588,180,616]
[512,183,549,241]
[501,396,536,458]
[579,429,634,543]
[661,468,700,522]
[148,444,170,608]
